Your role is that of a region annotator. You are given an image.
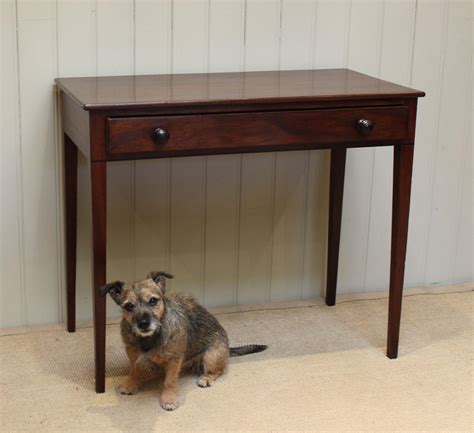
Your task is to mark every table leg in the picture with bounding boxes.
[387,144,414,359]
[64,134,78,333]
[91,161,107,392]
[326,147,347,306]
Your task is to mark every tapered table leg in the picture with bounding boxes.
[387,144,414,359]
[91,161,107,392]
[64,134,78,333]
[326,147,347,306]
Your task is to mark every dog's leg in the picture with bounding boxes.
[160,357,183,411]
[197,343,228,388]
[118,345,141,395]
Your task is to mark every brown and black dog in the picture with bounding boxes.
[100,271,266,410]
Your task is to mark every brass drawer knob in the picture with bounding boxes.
[153,127,170,144]
[356,119,374,136]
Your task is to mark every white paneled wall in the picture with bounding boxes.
[0,0,472,327]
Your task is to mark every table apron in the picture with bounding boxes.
[103,106,409,161]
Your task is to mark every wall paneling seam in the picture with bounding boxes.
[203,0,210,303]
[363,0,387,291]
[343,0,352,69]
[53,0,65,323]
[267,153,278,303]
[201,157,208,305]
[299,152,311,299]
[13,0,26,326]
[422,0,450,286]
[234,156,243,306]
[267,0,284,302]
[131,0,136,280]
[450,68,472,282]
[408,0,419,85]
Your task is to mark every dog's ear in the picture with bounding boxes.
[99,281,124,304]
[147,271,174,292]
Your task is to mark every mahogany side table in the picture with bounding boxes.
[55,69,424,393]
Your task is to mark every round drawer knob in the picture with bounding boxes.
[153,127,169,144]
[356,119,374,136]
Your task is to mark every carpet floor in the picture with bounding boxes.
[0,290,472,432]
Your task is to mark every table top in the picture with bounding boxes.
[56,69,424,111]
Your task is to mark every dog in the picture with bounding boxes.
[100,271,267,410]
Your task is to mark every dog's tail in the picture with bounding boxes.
[229,344,268,357]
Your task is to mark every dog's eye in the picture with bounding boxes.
[123,302,134,312]
[148,297,158,307]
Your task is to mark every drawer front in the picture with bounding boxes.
[106,107,408,158]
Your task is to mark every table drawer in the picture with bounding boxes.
[106,106,408,158]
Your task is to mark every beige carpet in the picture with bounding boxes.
[0,291,472,432]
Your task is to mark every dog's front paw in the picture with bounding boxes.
[117,383,138,395]
[197,376,212,387]
[160,390,179,411]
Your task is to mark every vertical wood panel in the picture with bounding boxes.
[453,90,472,282]
[244,0,281,70]
[346,0,383,74]
[172,0,209,73]
[57,0,96,76]
[237,0,281,304]
[279,0,315,70]
[405,0,449,286]
[365,0,416,290]
[170,157,206,300]
[301,151,328,298]
[204,155,241,306]
[96,0,134,75]
[133,159,171,278]
[57,0,96,321]
[106,160,135,284]
[338,0,383,292]
[424,1,471,285]
[1,0,24,327]
[209,0,245,72]
[313,0,351,68]
[17,0,51,19]
[302,0,351,298]
[270,151,308,301]
[237,154,276,304]
[133,0,172,282]
[271,1,315,301]
[204,3,245,306]
[96,0,135,316]
[17,1,60,324]
[134,0,172,75]
[170,1,209,298]
[75,153,93,321]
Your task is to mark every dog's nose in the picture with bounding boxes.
[137,315,151,329]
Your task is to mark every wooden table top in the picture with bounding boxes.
[56,69,424,111]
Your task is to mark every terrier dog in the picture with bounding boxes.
[100,271,267,410]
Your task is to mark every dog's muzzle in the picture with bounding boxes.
[133,314,158,337]
[137,315,151,330]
